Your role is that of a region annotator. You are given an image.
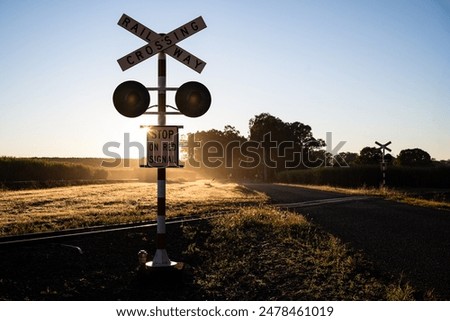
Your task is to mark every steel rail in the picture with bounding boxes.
[0,212,227,247]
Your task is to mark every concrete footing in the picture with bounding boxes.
[136,262,189,288]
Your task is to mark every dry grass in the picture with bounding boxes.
[0,181,426,300]
[0,180,267,236]
[277,183,450,210]
[182,206,419,300]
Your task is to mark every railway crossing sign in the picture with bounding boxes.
[113,13,211,269]
[375,141,392,187]
[375,141,392,153]
[117,14,207,72]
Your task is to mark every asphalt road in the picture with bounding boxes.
[245,183,450,299]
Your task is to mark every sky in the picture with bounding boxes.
[0,0,449,160]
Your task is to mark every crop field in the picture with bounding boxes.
[0,180,266,236]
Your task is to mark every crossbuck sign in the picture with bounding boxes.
[117,14,207,73]
[375,141,392,157]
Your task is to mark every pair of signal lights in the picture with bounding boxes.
[113,80,211,118]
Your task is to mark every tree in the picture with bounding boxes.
[337,152,359,166]
[249,113,287,142]
[288,121,325,168]
[188,126,247,179]
[358,147,382,164]
[248,114,286,181]
[397,148,432,167]
[248,113,323,180]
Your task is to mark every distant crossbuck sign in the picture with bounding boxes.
[375,141,392,152]
[117,14,207,73]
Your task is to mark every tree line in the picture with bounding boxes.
[186,113,448,183]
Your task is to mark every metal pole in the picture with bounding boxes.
[381,148,386,188]
[149,52,173,267]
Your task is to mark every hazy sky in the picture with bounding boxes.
[1,0,449,160]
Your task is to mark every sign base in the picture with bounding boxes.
[145,261,178,268]
[147,248,176,268]
[136,262,188,290]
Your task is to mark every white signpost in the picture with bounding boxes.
[117,14,207,72]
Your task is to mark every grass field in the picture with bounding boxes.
[276,183,450,210]
[0,181,430,300]
[0,180,266,236]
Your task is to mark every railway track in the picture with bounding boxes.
[0,212,226,246]
[0,196,373,247]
